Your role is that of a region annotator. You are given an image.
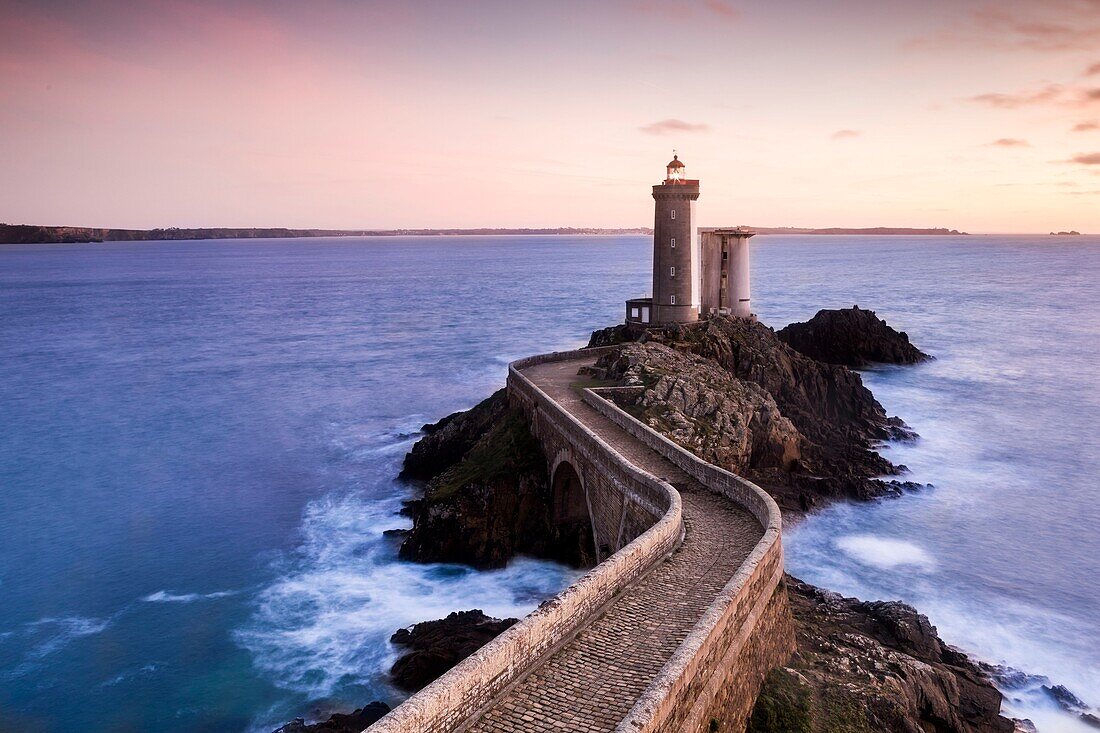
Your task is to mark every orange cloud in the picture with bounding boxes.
[639,119,709,135]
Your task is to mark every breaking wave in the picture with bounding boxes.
[141,590,237,603]
[234,489,579,700]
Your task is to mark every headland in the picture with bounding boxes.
[0,223,970,245]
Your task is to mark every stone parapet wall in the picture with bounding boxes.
[509,348,677,558]
[368,347,683,733]
[582,388,794,733]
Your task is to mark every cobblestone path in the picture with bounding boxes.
[465,357,763,733]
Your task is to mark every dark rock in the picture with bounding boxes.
[390,610,517,691]
[586,321,649,347]
[399,402,595,569]
[1042,684,1088,711]
[747,577,1014,733]
[1042,684,1096,720]
[271,702,390,733]
[886,415,919,441]
[776,306,931,368]
[400,390,509,481]
[587,324,630,347]
[977,663,1049,691]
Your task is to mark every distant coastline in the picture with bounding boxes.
[0,223,973,244]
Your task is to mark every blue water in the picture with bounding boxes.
[1,235,1097,731]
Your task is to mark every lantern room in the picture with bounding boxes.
[665,154,685,183]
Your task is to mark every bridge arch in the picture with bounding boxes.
[369,346,791,733]
[550,451,598,566]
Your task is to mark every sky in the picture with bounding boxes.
[2,0,1100,233]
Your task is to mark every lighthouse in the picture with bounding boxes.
[649,155,700,324]
[625,154,755,326]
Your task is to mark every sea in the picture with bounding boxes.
[0,235,1096,732]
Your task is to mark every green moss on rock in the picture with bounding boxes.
[429,409,542,500]
[747,669,812,733]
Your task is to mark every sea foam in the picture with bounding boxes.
[835,534,936,570]
[234,489,579,699]
[141,590,237,603]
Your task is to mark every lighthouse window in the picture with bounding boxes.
[670,209,676,219]
[671,238,676,248]
[670,295,676,305]
[722,250,728,260]
[670,266,675,277]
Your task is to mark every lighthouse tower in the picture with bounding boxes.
[626,154,751,327]
[650,155,700,324]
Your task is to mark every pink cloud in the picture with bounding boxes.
[988,138,1030,147]
[1068,152,1100,165]
[1087,62,1100,76]
[703,0,738,20]
[831,129,861,140]
[1074,121,1100,132]
[969,85,1064,108]
[630,0,739,23]
[640,119,710,135]
[908,5,1100,53]
[968,84,1100,110]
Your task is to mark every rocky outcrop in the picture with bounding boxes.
[980,664,1100,730]
[746,577,1013,733]
[271,702,390,733]
[400,390,509,481]
[597,342,802,472]
[587,323,635,347]
[389,610,518,692]
[777,306,931,368]
[399,394,594,569]
[595,316,918,513]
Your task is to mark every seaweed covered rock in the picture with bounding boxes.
[777,306,931,368]
[747,578,1013,733]
[389,610,518,691]
[271,702,390,733]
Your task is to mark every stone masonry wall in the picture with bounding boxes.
[369,347,793,733]
[582,388,795,733]
[368,347,683,733]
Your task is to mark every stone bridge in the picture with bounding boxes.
[370,346,794,733]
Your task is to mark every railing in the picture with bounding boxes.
[581,387,785,733]
[367,347,683,733]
